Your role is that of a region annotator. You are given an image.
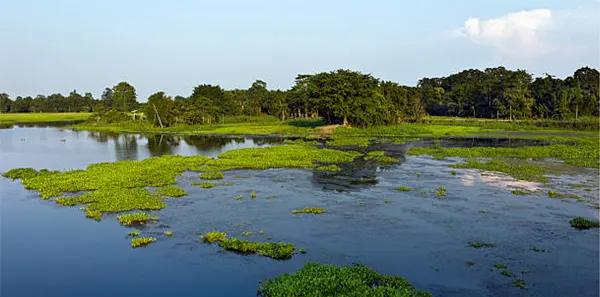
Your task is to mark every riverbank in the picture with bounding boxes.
[0,112,91,124]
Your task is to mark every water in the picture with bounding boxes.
[1,126,598,297]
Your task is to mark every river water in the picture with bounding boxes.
[1,125,598,297]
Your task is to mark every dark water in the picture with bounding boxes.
[1,126,598,297]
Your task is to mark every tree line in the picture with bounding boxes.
[1,66,597,127]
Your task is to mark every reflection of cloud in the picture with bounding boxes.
[455,3,599,60]
[462,169,541,191]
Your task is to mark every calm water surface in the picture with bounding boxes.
[1,126,598,297]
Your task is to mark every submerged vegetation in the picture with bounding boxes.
[257,262,432,297]
[200,232,296,260]
[292,208,325,214]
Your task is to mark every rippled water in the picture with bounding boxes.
[1,125,598,297]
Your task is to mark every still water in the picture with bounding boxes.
[1,126,598,297]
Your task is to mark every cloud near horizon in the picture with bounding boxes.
[456,4,599,63]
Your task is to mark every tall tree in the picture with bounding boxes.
[112,82,137,112]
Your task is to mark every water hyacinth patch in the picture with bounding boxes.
[155,185,187,197]
[395,186,411,191]
[256,262,432,297]
[316,164,341,172]
[199,171,225,180]
[164,230,173,236]
[450,159,548,182]
[56,187,166,215]
[200,232,297,260]
[127,231,140,237]
[511,190,530,195]
[569,217,600,230]
[468,241,495,248]
[436,186,447,197]
[192,182,216,188]
[292,208,325,214]
[365,151,398,164]
[117,212,154,226]
[131,237,156,248]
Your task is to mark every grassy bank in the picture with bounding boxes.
[0,112,91,124]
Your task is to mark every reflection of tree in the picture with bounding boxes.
[87,131,122,143]
[252,137,285,146]
[147,134,180,156]
[114,134,139,160]
[182,135,238,151]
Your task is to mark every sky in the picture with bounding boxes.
[1,0,598,100]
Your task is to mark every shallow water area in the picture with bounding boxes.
[1,125,598,297]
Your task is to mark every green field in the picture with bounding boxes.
[0,113,91,124]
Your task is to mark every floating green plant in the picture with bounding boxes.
[200,232,297,260]
[258,230,265,234]
[416,172,422,177]
[86,210,102,221]
[233,175,250,178]
[234,195,244,200]
[451,170,457,175]
[530,246,547,252]
[466,261,476,266]
[299,248,307,254]
[266,195,277,200]
[384,198,391,203]
[326,136,374,147]
[500,270,515,277]
[436,186,447,197]
[512,278,527,290]
[199,171,225,180]
[117,212,153,226]
[127,231,140,237]
[420,190,427,196]
[156,185,187,197]
[395,186,411,191]
[569,217,600,230]
[256,262,432,297]
[164,230,173,236]
[192,181,216,188]
[468,241,495,248]
[131,237,156,248]
[251,191,257,199]
[292,208,325,214]
[511,190,530,195]
[548,190,558,198]
[200,231,227,243]
[493,262,508,269]
[241,231,253,237]
[316,164,342,172]
[432,155,447,160]
[479,209,487,213]
[60,139,67,142]
[364,151,398,164]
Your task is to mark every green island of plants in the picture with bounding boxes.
[200,232,296,260]
[131,237,156,248]
[450,159,548,182]
[117,212,157,226]
[569,217,600,230]
[127,231,140,237]
[199,171,225,180]
[511,189,530,195]
[316,164,342,172]
[257,262,432,297]
[292,208,325,214]
[365,151,398,164]
[192,181,216,188]
[395,186,411,191]
[155,185,187,197]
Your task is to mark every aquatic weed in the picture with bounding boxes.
[131,237,156,248]
[241,231,253,237]
[451,159,548,182]
[512,278,527,289]
[117,212,153,226]
[164,230,173,236]
[234,195,244,200]
[266,195,277,200]
[451,170,457,175]
[199,172,225,180]
[468,241,495,248]
[395,186,411,191]
[466,261,476,266]
[127,231,140,237]
[292,208,325,214]
[500,270,515,277]
[316,164,341,172]
[192,181,216,188]
[155,185,187,197]
[365,151,398,164]
[493,262,508,269]
[511,190,530,195]
[569,217,600,230]
[251,191,257,199]
[436,186,447,197]
[200,231,227,243]
[256,262,432,297]
[530,246,547,252]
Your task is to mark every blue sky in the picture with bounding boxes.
[1,0,598,100]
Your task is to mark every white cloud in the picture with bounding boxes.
[456,3,599,61]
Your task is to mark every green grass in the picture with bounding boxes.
[292,208,325,214]
[117,212,155,226]
[155,185,187,197]
[199,171,225,180]
[395,186,411,191]
[192,181,216,188]
[0,112,91,124]
[131,237,156,248]
[451,160,548,182]
[569,217,600,230]
[256,262,432,297]
[200,232,297,260]
[468,241,495,248]
[365,151,398,164]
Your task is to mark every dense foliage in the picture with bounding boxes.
[1,66,598,127]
